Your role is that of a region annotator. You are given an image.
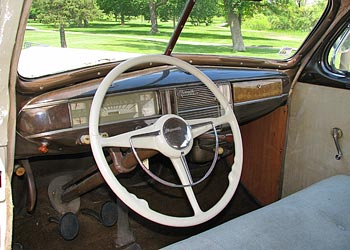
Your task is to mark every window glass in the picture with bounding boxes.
[175,0,328,59]
[19,0,328,78]
[328,26,350,72]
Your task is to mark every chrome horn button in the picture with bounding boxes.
[163,117,192,150]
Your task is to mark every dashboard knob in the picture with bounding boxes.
[38,142,49,154]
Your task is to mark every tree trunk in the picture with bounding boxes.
[228,10,245,51]
[77,20,83,28]
[59,22,67,48]
[121,14,125,26]
[84,18,89,27]
[149,0,159,33]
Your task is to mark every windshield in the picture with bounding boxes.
[19,0,328,78]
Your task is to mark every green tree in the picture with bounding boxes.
[97,0,142,25]
[76,0,102,27]
[190,0,218,26]
[266,0,327,31]
[158,0,185,28]
[36,0,101,47]
[29,0,43,20]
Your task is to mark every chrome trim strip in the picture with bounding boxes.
[23,100,69,109]
[178,105,219,114]
[234,94,288,107]
[23,115,161,139]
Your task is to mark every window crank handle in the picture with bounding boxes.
[332,128,343,160]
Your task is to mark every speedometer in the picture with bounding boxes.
[100,104,138,117]
[69,91,159,128]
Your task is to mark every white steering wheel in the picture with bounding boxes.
[89,55,243,227]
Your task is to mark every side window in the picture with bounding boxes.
[329,25,350,72]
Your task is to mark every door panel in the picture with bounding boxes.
[283,81,350,196]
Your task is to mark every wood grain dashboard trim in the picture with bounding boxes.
[233,79,283,103]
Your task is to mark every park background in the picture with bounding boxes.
[24,0,328,59]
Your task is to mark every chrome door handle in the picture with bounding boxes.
[332,127,343,160]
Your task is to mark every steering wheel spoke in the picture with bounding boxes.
[189,115,228,139]
[99,126,160,150]
[171,157,203,215]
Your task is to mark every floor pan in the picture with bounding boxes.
[12,155,259,250]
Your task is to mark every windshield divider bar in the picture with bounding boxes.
[164,0,196,56]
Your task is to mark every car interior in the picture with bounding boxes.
[1,0,350,249]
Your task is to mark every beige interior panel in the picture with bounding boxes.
[283,82,350,197]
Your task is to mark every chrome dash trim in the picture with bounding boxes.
[234,94,289,107]
[23,115,161,139]
[22,100,69,110]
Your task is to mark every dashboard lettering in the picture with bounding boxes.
[177,89,199,98]
[164,127,182,134]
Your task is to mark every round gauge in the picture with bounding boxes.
[141,99,156,116]
[72,116,88,126]
[71,102,86,110]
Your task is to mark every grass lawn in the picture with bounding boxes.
[24,19,308,59]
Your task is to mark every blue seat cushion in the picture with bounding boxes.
[162,175,350,250]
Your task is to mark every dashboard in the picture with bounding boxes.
[16,66,289,157]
